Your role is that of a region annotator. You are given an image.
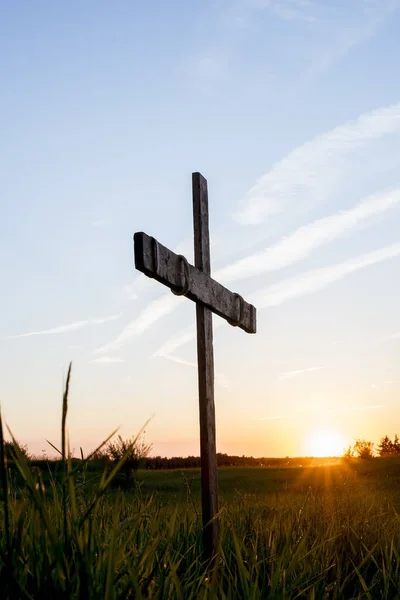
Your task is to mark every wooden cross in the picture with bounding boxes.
[133,172,257,559]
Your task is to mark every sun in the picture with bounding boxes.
[305,430,345,457]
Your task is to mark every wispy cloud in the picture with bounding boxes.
[97,294,183,354]
[154,242,400,359]
[153,321,224,362]
[153,323,229,388]
[94,101,400,363]
[250,242,400,310]
[156,352,231,388]
[6,314,121,339]
[122,284,139,301]
[186,0,317,84]
[109,194,400,350]
[91,315,121,325]
[89,356,124,364]
[304,1,399,80]
[217,188,400,284]
[158,354,196,368]
[153,326,196,359]
[278,366,322,380]
[186,0,397,103]
[97,103,400,350]
[111,237,193,347]
[235,102,400,225]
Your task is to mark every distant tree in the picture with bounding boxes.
[378,435,395,456]
[353,439,374,459]
[342,445,354,460]
[3,440,30,462]
[377,434,400,456]
[88,447,109,464]
[106,434,152,482]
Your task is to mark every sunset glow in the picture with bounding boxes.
[305,430,346,457]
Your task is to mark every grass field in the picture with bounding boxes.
[3,450,400,599]
[135,459,400,503]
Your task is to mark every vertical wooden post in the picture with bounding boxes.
[192,172,219,560]
[134,171,256,561]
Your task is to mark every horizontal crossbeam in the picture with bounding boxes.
[134,232,256,334]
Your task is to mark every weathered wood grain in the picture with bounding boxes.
[192,172,219,559]
[133,233,257,334]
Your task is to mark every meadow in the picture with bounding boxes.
[3,451,400,598]
[2,379,400,598]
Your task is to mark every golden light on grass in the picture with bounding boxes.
[305,429,346,457]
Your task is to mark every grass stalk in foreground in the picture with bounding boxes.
[0,410,11,558]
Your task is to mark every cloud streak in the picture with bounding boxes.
[189,0,396,95]
[186,0,317,84]
[153,321,224,363]
[6,314,121,339]
[152,319,229,388]
[156,351,230,389]
[278,366,322,381]
[98,103,400,353]
[153,326,196,358]
[116,188,399,354]
[157,354,196,369]
[154,242,400,358]
[251,242,400,310]
[115,204,399,352]
[235,102,400,225]
[96,294,184,354]
[304,1,399,81]
[216,188,400,284]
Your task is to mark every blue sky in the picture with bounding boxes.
[1,0,400,457]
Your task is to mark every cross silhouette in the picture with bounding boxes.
[134,172,257,559]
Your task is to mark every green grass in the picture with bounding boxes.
[2,374,400,597]
[3,460,400,598]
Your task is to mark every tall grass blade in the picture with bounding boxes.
[0,409,11,556]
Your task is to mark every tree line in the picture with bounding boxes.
[344,435,400,459]
[4,433,400,471]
